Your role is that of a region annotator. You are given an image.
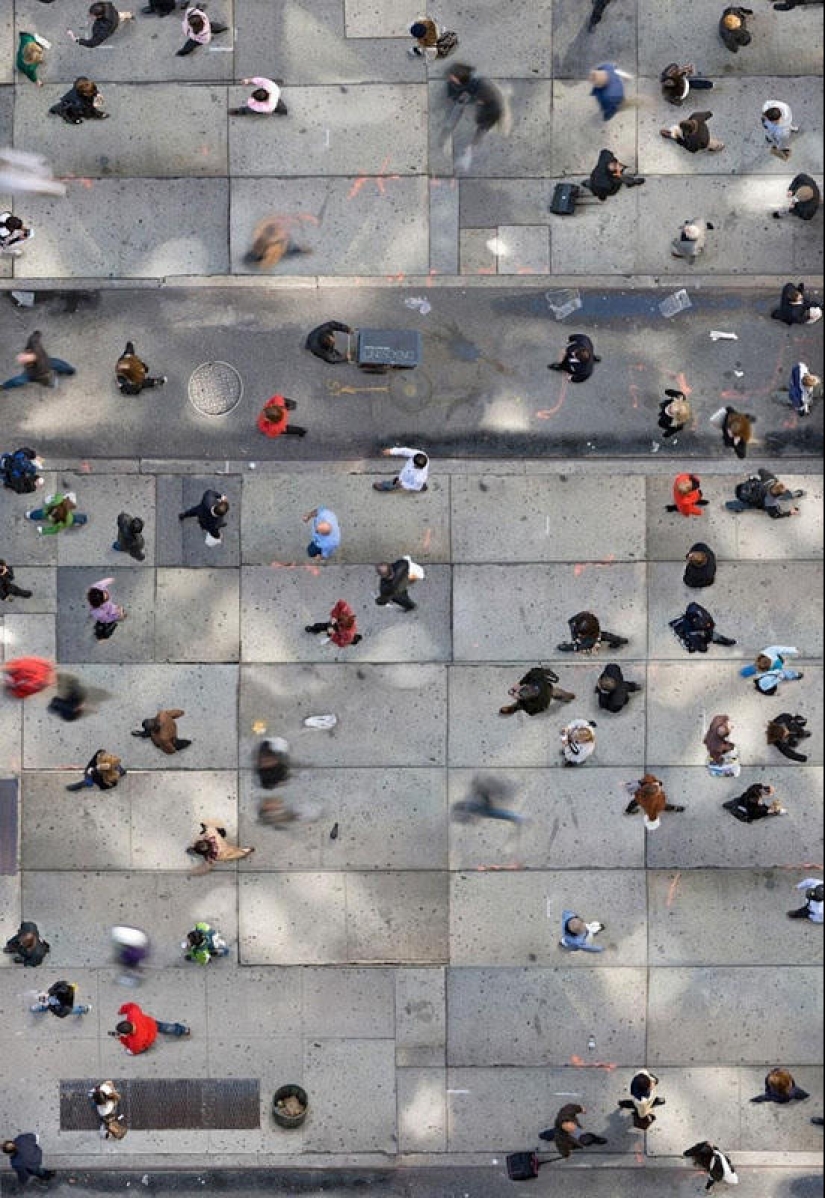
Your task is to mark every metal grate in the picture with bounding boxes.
[0,779,19,875]
[187,361,243,416]
[60,1079,260,1130]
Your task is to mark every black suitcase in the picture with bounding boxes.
[550,183,579,215]
[506,1152,540,1180]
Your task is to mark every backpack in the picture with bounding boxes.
[435,30,459,57]
[1,450,39,494]
[734,475,767,507]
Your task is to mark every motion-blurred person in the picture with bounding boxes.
[245,217,312,267]
[443,63,505,171]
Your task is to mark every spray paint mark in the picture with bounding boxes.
[573,554,617,577]
[666,872,681,907]
[569,1055,618,1071]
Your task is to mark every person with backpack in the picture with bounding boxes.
[1,447,43,494]
[30,980,91,1016]
[557,611,628,654]
[741,645,803,694]
[89,1081,127,1140]
[725,468,804,517]
[65,749,126,791]
[683,543,716,588]
[87,578,126,640]
[408,20,458,60]
[25,492,88,535]
[181,922,229,964]
[683,1140,739,1189]
[669,602,736,653]
[375,558,422,612]
[548,333,601,382]
[3,921,50,967]
[499,665,575,715]
[0,561,33,603]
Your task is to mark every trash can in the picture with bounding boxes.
[272,1085,308,1128]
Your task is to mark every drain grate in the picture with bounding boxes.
[187,361,243,416]
[60,1078,260,1130]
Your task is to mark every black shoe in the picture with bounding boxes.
[593,355,602,362]
[653,1097,666,1106]
[548,362,563,371]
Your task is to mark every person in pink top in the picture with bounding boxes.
[177,6,228,56]
[87,577,127,641]
[230,77,288,116]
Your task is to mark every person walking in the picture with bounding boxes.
[539,1105,608,1155]
[773,174,820,221]
[581,148,645,200]
[177,6,229,55]
[660,110,725,153]
[2,1135,55,1187]
[787,878,823,922]
[711,405,755,459]
[115,341,166,395]
[624,774,685,830]
[452,775,525,825]
[182,922,229,964]
[256,395,307,438]
[1,446,43,494]
[499,665,575,715]
[245,217,312,268]
[305,320,352,363]
[179,490,229,545]
[766,713,811,762]
[373,446,430,493]
[0,213,35,257]
[110,1002,190,1053]
[594,663,641,712]
[588,0,614,29]
[188,822,255,874]
[617,1070,666,1129]
[141,0,176,12]
[684,543,717,588]
[559,913,605,953]
[751,1069,810,1103]
[719,5,753,51]
[589,63,625,121]
[68,4,134,47]
[548,333,601,382]
[87,578,126,641]
[16,31,51,87]
[303,506,340,559]
[65,749,126,791]
[771,282,822,325]
[724,468,804,518]
[762,100,799,161]
[557,611,628,653]
[443,63,504,171]
[3,922,50,967]
[3,657,55,699]
[670,602,736,653]
[48,76,109,124]
[666,472,709,517]
[660,62,714,106]
[375,557,422,612]
[2,331,75,390]
[683,1141,739,1189]
[47,673,87,722]
[30,980,91,1017]
[786,363,820,416]
[704,714,738,775]
[658,390,692,438]
[560,718,597,766]
[230,77,288,116]
[741,645,802,695]
[89,1082,126,1140]
[131,708,191,753]
[671,219,713,263]
[722,782,787,822]
[26,493,88,536]
[0,561,33,603]
[112,513,146,561]
[305,599,362,646]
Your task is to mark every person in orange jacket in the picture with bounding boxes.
[109,1002,189,1054]
[666,472,709,516]
[305,599,362,647]
[256,395,307,438]
[2,656,55,698]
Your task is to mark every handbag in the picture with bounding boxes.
[403,555,425,581]
[102,1114,128,1140]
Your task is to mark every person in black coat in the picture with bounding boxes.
[660,111,723,152]
[683,1141,738,1190]
[305,321,352,364]
[548,333,601,382]
[723,782,786,822]
[375,559,417,611]
[112,513,146,561]
[683,543,716,588]
[0,561,33,602]
[588,0,613,28]
[539,1105,607,1158]
[48,76,109,124]
[141,0,176,12]
[766,713,811,762]
[658,390,692,439]
[500,666,575,715]
[774,0,823,7]
[179,490,229,541]
[751,1068,810,1103]
[558,611,628,653]
[771,282,822,325]
[3,921,50,967]
[670,602,736,653]
[719,6,753,51]
[595,663,642,712]
[0,447,42,494]
[1,1135,55,1187]
[582,149,645,201]
[68,3,130,47]
[774,174,820,221]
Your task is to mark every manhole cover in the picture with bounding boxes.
[188,361,243,417]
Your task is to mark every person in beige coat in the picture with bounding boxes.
[188,823,254,875]
[671,218,713,262]
[131,709,191,754]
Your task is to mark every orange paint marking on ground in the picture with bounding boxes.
[386,273,406,283]
[569,1055,618,1071]
[422,528,433,551]
[572,554,616,577]
[348,176,368,199]
[666,872,681,907]
[516,267,537,274]
[629,383,641,410]
[675,372,692,395]
[79,461,92,473]
[269,561,321,576]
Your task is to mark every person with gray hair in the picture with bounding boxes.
[671,218,713,262]
[773,173,820,221]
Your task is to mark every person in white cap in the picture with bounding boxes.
[671,218,713,262]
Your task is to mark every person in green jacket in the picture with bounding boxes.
[181,922,229,965]
[25,493,88,535]
[16,32,51,86]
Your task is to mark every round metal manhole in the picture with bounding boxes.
[187,361,243,417]
[389,368,433,411]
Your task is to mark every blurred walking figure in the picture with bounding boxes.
[231,77,288,115]
[785,363,820,416]
[539,1105,608,1155]
[26,492,88,535]
[771,281,822,325]
[499,665,575,715]
[87,577,127,640]
[623,774,685,830]
[660,62,714,105]
[548,333,601,382]
[188,822,254,874]
[49,77,109,124]
[581,148,645,200]
[179,489,229,545]
[589,63,625,121]
[31,980,91,1017]
[115,341,166,395]
[588,0,614,29]
[0,561,33,602]
[111,926,149,985]
[47,673,86,721]
[684,543,716,588]
[256,737,290,788]
[141,0,176,12]
[557,611,628,654]
[617,1070,666,1129]
[245,217,312,268]
[723,782,787,822]
[16,32,51,87]
[375,556,422,612]
[113,513,146,561]
[559,913,605,952]
[773,174,820,221]
[305,599,362,646]
[177,6,229,55]
[683,1141,739,1189]
[560,718,597,766]
[719,5,753,52]
[443,63,505,171]
[452,775,525,824]
[2,331,75,390]
[373,446,430,492]
[3,921,50,967]
[766,712,811,762]
[671,219,712,263]
[0,213,34,257]
[66,749,126,791]
[658,390,692,438]
[666,472,709,516]
[762,100,799,160]
[741,645,803,695]
[787,877,823,922]
[595,663,641,712]
[68,4,134,47]
[660,110,724,152]
[751,1068,810,1103]
[182,922,229,964]
[131,708,191,753]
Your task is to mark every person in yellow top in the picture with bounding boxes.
[16,32,51,86]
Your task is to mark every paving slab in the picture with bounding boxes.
[459,227,497,275]
[550,185,643,274]
[238,871,348,964]
[302,966,396,1037]
[397,1067,447,1153]
[205,1034,305,1155]
[737,1066,825,1152]
[2,612,55,660]
[206,966,303,1036]
[156,568,240,662]
[0,701,22,774]
[0,1031,103,1156]
[0,876,20,937]
[643,1067,741,1157]
[55,566,155,662]
[0,13,12,84]
[428,80,554,179]
[395,967,446,1063]
[21,770,132,870]
[550,79,640,177]
[551,0,638,79]
[0,568,56,616]
[495,225,551,275]
[429,177,459,276]
[345,870,449,962]
[460,178,555,229]
[435,0,554,78]
[302,1038,397,1152]
[130,770,239,872]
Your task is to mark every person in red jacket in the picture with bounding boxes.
[2,656,55,698]
[109,1002,189,1053]
[256,395,307,438]
[305,599,362,647]
[666,472,709,516]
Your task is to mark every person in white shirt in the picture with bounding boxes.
[788,878,824,923]
[373,447,429,493]
[230,77,288,116]
[762,100,799,160]
[740,645,803,694]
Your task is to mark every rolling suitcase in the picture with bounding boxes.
[506,1152,541,1180]
[550,183,579,215]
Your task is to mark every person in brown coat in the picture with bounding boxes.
[131,709,191,754]
[624,774,685,829]
[188,822,254,874]
[704,715,735,764]
[115,341,166,396]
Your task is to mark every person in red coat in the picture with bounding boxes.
[110,1002,189,1053]
[2,656,55,698]
[305,599,362,647]
[666,472,709,516]
[256,395,307,438]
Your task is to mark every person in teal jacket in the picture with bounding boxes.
[25,493,88,535]
[16,32,51,86]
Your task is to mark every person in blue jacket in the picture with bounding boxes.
[559,911,605,952]
[589,64,625,121]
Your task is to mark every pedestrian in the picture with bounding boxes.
[588,0,614,29]
[762,100,799,160]
[305,599,362,646]
[115,341,166,395]
[589,63,625,121]
[2,330,76,390]
[787,877,823,922]
[112,513,146,561]
[408,19,452,60]
[659,62,714,106]
[624,774,685,829]
[771,281,822,325]
[244,216,312,268]
[182,922,229,964]
[786,363,820,416]
[47,673,87,721]
[773,173,820,220]
[558,913,605,953]
[177,6,229,56]
[111,925,150,984]
[3,921,50,967]
[594,663,642,713]
[65,749,126,791]
[722,782,787,821]
[683,1141,739,1189]
[375,557,423,612]
[658,390,692,438]
[302,505,340,560]
[68,4,134,47]
[230,77,288,116]
[581,148,645,200]
[16,31,51,87]
[499,665,575,716]
[256,395,307,438]
[617,1070,666,1129]
[670,601,736,653]
[188,821,255,874]
[0,561,33,603]
[131,708,191,753]
[141,0,176,12]
[671,219,713,263]
[741,645,803,694]
[89,1082,127,1140]
[539,1104,608,1155]
[710,405,755,459]
[87,577,126,640]
[751,1068,810,1103]
[443,63,504,171]
[547,333,601,382]
[30,980,91,1017]
[256,737,290,788]
[2,658,55,699]
[766,712,811,762]
[1,446,44,494]
[684,543,717,588]
[703,714,739,776]
[179,489,229,546]
[660,110,725,153]
[724,468,804,517]
[373,446,430,492]
[666,472,709,516]
[557,611,628,653]
[719,5,753,51]
[2,1135,55,1187]
[305,320,352,363]
[451,775,525,825]
[26,492,88,535]
[110,1001,190,1053]
[0,213,34,257]
[560,718,597,766]
[48,77,109,124]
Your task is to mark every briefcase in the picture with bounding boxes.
[550,183,580,215]
[506,1151,541,1180]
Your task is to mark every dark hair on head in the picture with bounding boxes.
[410,22,428,37]
[192,838,213,859]
[4,216,23,232]
[680,119,699,137]
[213,499,229,517]
[570,611,600,640]
[263,404,286,424]
[596,671,616,692]
[75,77,97,98]
[787,287,803,303]
[576,346,592,363]
[413,453,428,469]
[764,107,782,123]
[129,517,144,534]
[447,62,473,84]
[89,2,106,14]
[187,929,206,946]
[766,719,789,745]
[188,12,205,32]
[252,88,269,103]
[87,587,108,608]
[115,1021,133,1035]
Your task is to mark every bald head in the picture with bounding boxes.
[589,69,609,88]
[316,520,332,536]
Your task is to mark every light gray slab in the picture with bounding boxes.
[156,568,240,662]
[240,473,450,564]
[50,473,156,567]
[434,0,554,77]
[451,475,647,562]
[429,79,554,180]
[0,1029,102,1156]
[550,79,640,176]
[96,966,210,1078]
[550,185,643,274]
[239,871,348,963]
[55,566,155,663]
[206,966,303,1037]
[552,0,638,79]
[301,966,396,1037]
[460,178,554,228]
[130,770,239,871]
[2,613,55,660]
[21,771,132,870]
[0,481,60,567]
[448,665,646,766]
[22,665,239,769]
[450,869,647,966]
[345,870,449,962]
[240,663,447,766]
[0,876,20,943]
[397,1067,447,1152]
[645,661,822,766]
[459,227,497,274]
[241,563,451,662]
[496,225,550,275]
[302,1038,397,1152]
[737,1066,824,1152]
[0,701,22,774]
[429,176,459,275]
[396,967,446,1056]
[0,12,12,84]
[447,967,648,1066]
[648,966,824,1065]
[206,1034,305,1154]
[345,0,413,36]
[643,1067,741,1157]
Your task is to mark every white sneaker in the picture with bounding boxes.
[303,714,337,730]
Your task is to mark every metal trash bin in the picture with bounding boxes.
[272,1085,308,1129]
